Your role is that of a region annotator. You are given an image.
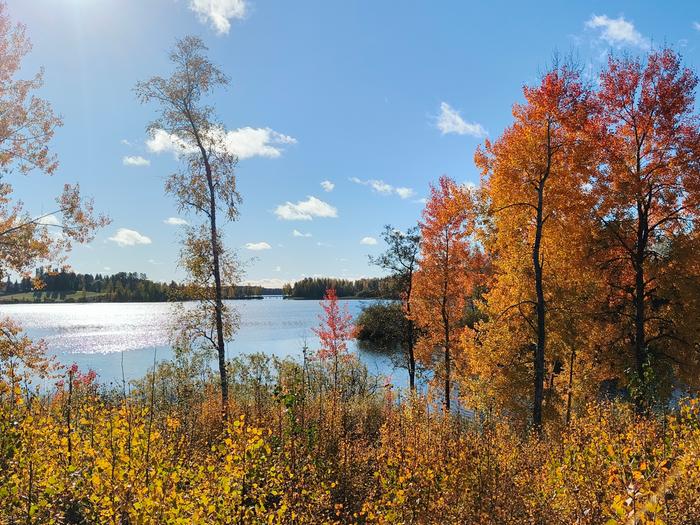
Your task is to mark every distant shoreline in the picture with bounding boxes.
[0,292,388,305]
[0,292,279,305]
[282,296,388,301]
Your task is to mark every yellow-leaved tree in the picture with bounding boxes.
[472,62,600,429]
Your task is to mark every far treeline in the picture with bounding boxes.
[0,269,283,303]
[0,270,392,303]
[282,276,395,299]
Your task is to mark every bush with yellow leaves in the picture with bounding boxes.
[1,355,699,524]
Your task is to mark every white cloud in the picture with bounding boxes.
[38,214,63,239]
[437,102,487,137]
[585,15,650,49]
[243,278,288,288]
[320,180,335,192]
[188,0,247,35]
[221,127,296,159]
[146,127,296,160]
[274,196,338,221]
[350,177,415,199]
[370,180,393,194]
[108,228,152,247]
[122,155,150,167]
[274,266,281,272]
[360,236,378,245]
[395,187,415,199]
[292,229,312,237]
[146,129,193,157]
[38,214,61,227]
[164,217,189,226]
[245,241,272,251]
[120,139,132,146]
[694,21,700,31]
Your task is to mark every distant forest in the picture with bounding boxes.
[0,269,283,303]
[0,270,392,303]
[282,277,395,299]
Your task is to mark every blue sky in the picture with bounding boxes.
[6,0,700,287]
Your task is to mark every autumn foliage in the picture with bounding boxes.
[0,2,107,388]
[2,360,700,524]
[314,288,354,363]
[456,48,700,428]
[3,1,700,521]
[411,176,483,410]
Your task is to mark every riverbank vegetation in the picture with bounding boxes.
[1,353,700,524]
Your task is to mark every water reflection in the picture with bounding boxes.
[0,297,401,386]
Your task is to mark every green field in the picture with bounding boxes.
[0,290,107,303]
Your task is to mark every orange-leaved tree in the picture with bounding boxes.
[473,62,597,429]
[588,48,700,408]
[0,2,108,382]
[412,176,482,411]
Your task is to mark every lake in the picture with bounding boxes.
[0,298,399,387]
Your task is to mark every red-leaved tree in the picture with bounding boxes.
[313,288,354,399]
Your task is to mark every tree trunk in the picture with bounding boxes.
[565,347,575,426]
[188,111,230,422]
[441,238,451,412]
[443,304,451,412]
[405,282,416,392]
[633,257,646,379]
[209,199,229,421]
[632,139,649,411]
[405,269,416,393]
[533,189,545,431]
[444,343,451,412]
[532,122,551,432]
[407,318,416,392]
[633,200,648,411]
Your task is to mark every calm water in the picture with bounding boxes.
[0,298,398,386]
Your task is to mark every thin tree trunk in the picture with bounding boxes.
[633,254,646,378]
[441,230,451,412]
[405,280,416,392]
[189,113,230,422]
[442,284,451,411]
[407,318,416,392]
[444,342,451,412]
[208,179,229,421]
[633,202,648,411]
[632,141,649,412]
[565,347,575,426]
[533,192,545,430]
[181,100,231,422]
[532,121,551,432]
